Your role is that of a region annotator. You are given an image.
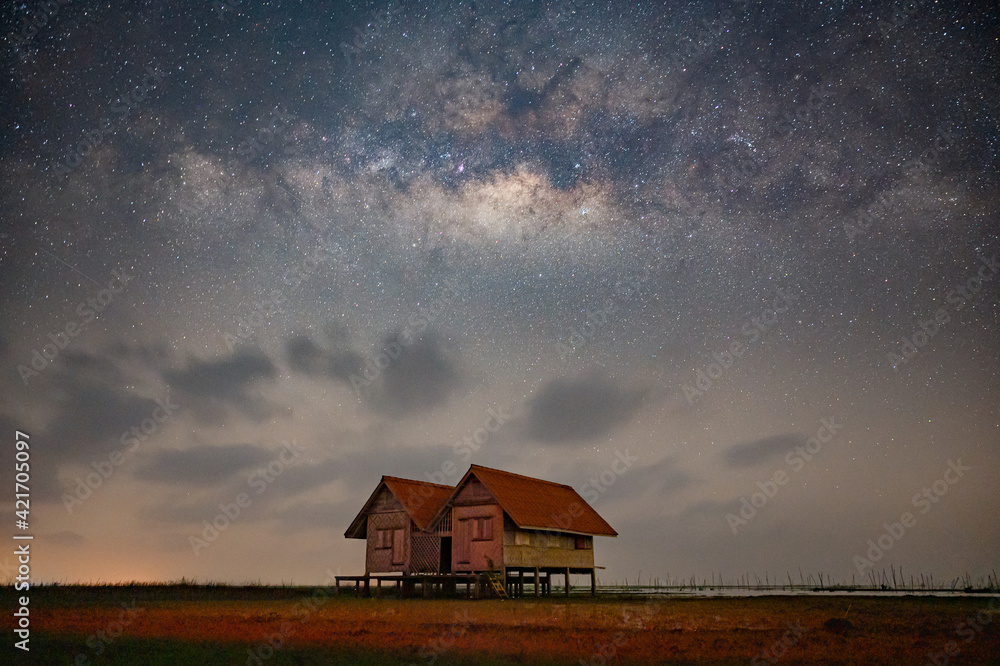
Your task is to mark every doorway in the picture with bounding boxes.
[440,537,452,573]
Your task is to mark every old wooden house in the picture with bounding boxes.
[343,464,617,595]
[343,475,454,575]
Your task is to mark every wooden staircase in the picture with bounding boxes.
[485,572,509,599]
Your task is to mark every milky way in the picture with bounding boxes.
[0,0,997,585]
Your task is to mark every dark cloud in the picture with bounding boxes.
[271,500,352,533]
[1,413,65,508]
[267,457,344,497]
[163,349,278,422]
[134,443,274,485]
[164,349,276,398]
[140,494,255,525]
[523,372,647,443]
[368,331,461,415]
[285,335,364,383]
[43,355,163,458]
[4,349,174,502]
[723,434,805,469]
[620,458,695,497]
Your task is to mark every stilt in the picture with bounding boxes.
[363,575,370,598]
[534,567,540,597]
[591,569,596,597]
[565,567,571,597]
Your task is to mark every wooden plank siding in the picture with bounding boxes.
[502,514,596,569]
[364,487,411,574]
[347,466,616,585]
[450,477,504,572]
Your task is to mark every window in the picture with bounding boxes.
[575,536,592,550]
[514,531,530,546]
[471,516,492,541]
[375,529,392,549]
[392,528,406,564]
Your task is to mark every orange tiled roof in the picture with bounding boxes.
[344,476,453,538]
[382,476,454,531]
[464,464,617,536]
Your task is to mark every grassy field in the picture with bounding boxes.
[3,585,998,664]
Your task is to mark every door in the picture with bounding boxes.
[455,519,470,564]
[440,537,452,573]
[392,527,406,565]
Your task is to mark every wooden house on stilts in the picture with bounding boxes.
[342,464,617,597]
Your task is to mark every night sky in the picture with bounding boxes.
[1,0,997,586]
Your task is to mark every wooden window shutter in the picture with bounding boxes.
[392,528,405,564]
[456,519,470,562]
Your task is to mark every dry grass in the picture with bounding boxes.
[4,586,998,664]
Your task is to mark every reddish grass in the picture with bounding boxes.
[11,590,1000,664]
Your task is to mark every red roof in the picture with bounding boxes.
[382,476,453,531]
[456,464,617,536]
[344,476,453,538]
[346,466,617,538]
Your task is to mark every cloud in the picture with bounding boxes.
[369,331,461,414]
[285,334,364,383]
[163,349,278,422]
[134,443,274,485]
[523,372,647,442]
[271,500,352,533]
[622,459,695,497]
[723,433,805,468]
[35,350,164,460]
[0,348,177,502]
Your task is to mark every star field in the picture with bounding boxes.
[0,0,997,585]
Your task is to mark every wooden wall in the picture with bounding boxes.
[502,514,595,569]
[450,479,504,572]
[364,487,411,573]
